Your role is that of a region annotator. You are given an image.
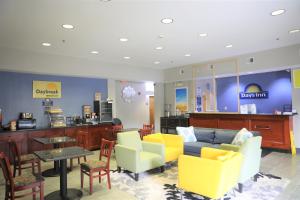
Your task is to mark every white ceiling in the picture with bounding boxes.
[0,0,299,70]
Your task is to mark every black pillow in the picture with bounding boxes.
[194,128,215,143]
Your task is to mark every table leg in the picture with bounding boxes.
[45,159,83,200]
[42,143,61,177]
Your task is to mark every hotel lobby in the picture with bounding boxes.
[0,1,300,200]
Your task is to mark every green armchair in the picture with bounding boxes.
[115,131,165,181]
[220,136,262,192]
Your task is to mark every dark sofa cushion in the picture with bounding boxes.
[193,128,215,143]
[184,142,219,156]
[213,129,238,144]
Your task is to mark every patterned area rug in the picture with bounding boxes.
[110,165,289,200]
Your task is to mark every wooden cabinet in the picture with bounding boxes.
[0,123,112,155]
[87,124,112,150]
[189,113,293,150]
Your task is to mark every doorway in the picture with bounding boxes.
[149,96,155,127]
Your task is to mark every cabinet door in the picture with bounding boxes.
[27,130,48,153]
[64,127,88,147]
[88,126,102,150]
[250,119,285,149]
[218,118,249,130]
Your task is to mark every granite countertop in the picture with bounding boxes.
[0,122,112,134]
[34,146,93,162]
[33,136,76,145]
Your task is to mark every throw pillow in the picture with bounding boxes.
[176,126,197,142]
[231,128,253,145]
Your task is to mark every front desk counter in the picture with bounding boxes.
[0,123,113,159]
[189,113,293,151]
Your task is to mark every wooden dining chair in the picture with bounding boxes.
[143,123,154,130]
[139,128,153,139]
[0,152,44,200]
[8,140,41,177]
[80,139,115,195]
[70,131,88,170]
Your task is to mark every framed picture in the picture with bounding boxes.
[175,87,188,114]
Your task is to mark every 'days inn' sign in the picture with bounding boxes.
[33,81,62,98]
[240,83,268,99]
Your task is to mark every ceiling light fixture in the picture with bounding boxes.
[62,24,74,29]
[161,18,173,24]
[199,33,207,37]
[42,42,51,46]
[91,51,99,54]
[289,29,300,34]
[120,38,128,42]
[123,56,131,59]
[154,61,160,64]
[225,44,233,48]
[271,9,285,16]
[184,54,191,57]
[155,46,163,50]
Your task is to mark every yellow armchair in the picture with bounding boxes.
[143,133,183,162]
[178,147,243,199]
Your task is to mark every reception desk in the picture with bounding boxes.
[189,113,293,150]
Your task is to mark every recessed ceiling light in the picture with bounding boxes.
[120,38,128,42]
[271,9,285,16]
[154,61,160,64]
[184,54,191,57]
[199,33,207,37]
[91,51,99,54]
[158,34,165,39]
[62,24,74,29]
[225,44,233,48]
[161,18,173,24]
[42,42,51,47]
[155,46,163,50]
[289,29,300,34]
[123,56,131,59]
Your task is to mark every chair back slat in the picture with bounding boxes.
[0,152,14,188]
[8,140,21,164]
[99,139,115,168]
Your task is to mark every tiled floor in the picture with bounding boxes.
[0,151,299,200]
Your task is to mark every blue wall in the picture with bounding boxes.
[217,70,292,113]
[0,71,107,127]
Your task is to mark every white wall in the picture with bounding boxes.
[163,44,300,147]
[115,80,153,129]
[0,46,164,82]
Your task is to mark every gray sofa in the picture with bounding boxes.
[181,127,260,156]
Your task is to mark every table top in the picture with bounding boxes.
[33,136,76,144]
[34,146,93,162]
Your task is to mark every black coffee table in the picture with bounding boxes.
[34,136,76,177]
[34,146,93,200]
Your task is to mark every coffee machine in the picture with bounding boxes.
[17,112,36,129]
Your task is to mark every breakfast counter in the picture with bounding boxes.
[0,123,113,159]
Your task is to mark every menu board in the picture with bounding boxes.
[33,81,62,98]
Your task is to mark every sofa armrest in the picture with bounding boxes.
[142,141,165,158]
[220,143,241,152]
[143,136,165,144]
[115,144,139,172]
[201,147,230,159]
